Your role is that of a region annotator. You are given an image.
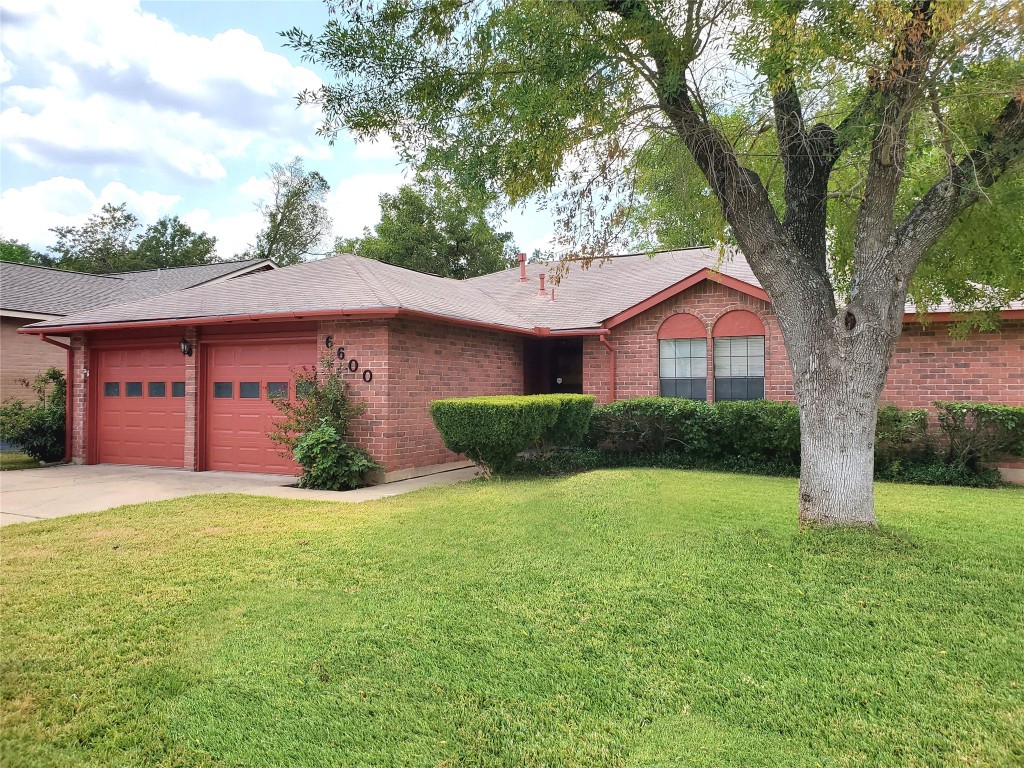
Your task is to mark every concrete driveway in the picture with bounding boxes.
[0,463,479,526]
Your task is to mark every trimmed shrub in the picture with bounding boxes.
[0,368,66,463]
[293,421,380,491]
[587,397,717,455]
[712,400,800,471]
[430,394,595,477]
[934,401,1024,469]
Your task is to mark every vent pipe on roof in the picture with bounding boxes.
[518,252,527,282]
[539,273,547,296]
[550,287,556,301]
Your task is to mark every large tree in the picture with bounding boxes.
[286,1,1024,525]
[0,237,55,267]
[246,157,333,265]
[47,204,218,273]
[341,180,517,277]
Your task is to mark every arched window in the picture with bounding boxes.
[658,314,707,400]
[712,311,766,401]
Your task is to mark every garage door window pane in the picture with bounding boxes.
[104,382,120,397]
[239,382,260,399]
[171,382,186,397]
[126,382,143,397]
[213,382,233,399]
[148,382,166,397]
[267,382,288,399]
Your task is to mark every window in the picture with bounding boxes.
[125,381,143,398]
[171,382,186,398]
[148,382,166,397]
[103,382,120,397]
[267,382,288,399]
[714,336,765,401]
[239,382,260,399]
[213,382,233,399]
[659,338,707,400]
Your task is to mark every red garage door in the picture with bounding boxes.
[94,346,186,467]
[204,339,317,474]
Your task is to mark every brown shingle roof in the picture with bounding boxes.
[1,259,274,317]
[20,248,1022,334]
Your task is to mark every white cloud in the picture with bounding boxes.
[352,134,400,160]
[0,176,179,249]
[327,173,407,239]
[182,207,264,259]
[0,0,325,181]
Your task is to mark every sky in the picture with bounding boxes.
[0,0,554,260]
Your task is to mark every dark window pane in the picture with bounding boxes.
[239,382,260,399]
[103,382,120,397]
[267,382,288,398]
[715,377,764,402]
[659,378,707,401]
[213,382,233,399]
[125,381,143,397]
[171,381,186,397]
[296,380,314,399]
[148,381,166,397]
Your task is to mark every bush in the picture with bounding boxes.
[587,397,716,454]
[712,400,800,471]
[875,455,1002,488]
[292,421,380,491]
[0,368,66,463]
[430,394,595,477]
[934,401,1024,469]
[268,358,364,454]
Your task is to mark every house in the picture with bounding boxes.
[1,259,275,402]
[17,249,1023,480]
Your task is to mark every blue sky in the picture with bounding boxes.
[0,0,553,259]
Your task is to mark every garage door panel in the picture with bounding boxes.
[95,346,185,467]
[204,340,315,474]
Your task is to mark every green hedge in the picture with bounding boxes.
[430,394,595,476]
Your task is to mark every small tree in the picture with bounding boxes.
[267,358,364,453]
[246,157,333,265]
[0,368,66,463]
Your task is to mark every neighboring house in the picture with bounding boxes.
[0,260,275,403]
[18,249,1023,480]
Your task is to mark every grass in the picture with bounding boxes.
[1,469,1022,767]
[0,452,39,471]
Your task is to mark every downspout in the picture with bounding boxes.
[40,335,73,463]
[599,332,617,402]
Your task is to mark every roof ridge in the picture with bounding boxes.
[0,262,125,281]
[342,254,399,307]
[115,258,268,276]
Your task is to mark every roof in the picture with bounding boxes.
[1,259,275,318]
[19,248,1024,336]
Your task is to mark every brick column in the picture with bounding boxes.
[183,326,200,470]
[69,334,88,463]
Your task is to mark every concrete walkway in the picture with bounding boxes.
[0,463,480,526]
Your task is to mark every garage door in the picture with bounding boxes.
[204,340,317,474]
[94,346,186,467]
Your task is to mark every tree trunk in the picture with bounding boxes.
[796,381,881,526]
[776,295,898,527]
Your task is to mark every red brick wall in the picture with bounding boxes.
[383,318,523,471]
[69,335,87,462]
[590,281,793,404]
[1,318,67,403]
[882,320,1024,407]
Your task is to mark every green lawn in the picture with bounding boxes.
[2,470,1022,767]
[0,452,39,471]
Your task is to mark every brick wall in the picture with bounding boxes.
[589,281,793,404]
[383,318,523,471]
[69,334,87,462]
[0,317,67,403]
[882,320,1024,407]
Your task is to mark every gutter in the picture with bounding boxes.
[39,335,73,463]
[599,332,617,402]
[18,307,610,339]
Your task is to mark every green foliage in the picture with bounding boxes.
[934,401,1024,468]
[874,404,932,474]
[430,394,594,477]
[245,157,332,265]
[0,368,66,463]
[292,421,380,491]
[0,237,54,267]
[587,396,718,453]
[46,203,218,273]
[267,359,364,454]
[341,179,517,278]
[713,400,801,469]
